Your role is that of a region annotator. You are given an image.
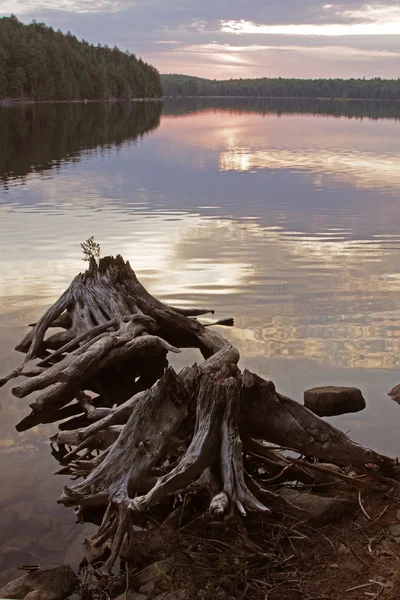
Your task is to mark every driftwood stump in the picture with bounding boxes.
[2,255,399,580]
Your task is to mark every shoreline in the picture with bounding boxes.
[162,94,400,102]
[1,95,400,107]
[0,97,164,107]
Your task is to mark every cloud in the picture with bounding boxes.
[144,41,400,78]
[221,5,400,36]
[1,0,399,77]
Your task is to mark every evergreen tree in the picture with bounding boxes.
[161,74,400,101]
[0,16,162,101]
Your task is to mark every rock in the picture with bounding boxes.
[64,536,84,566]
[304,386,366,417]
[388,384,400,405]
[84,533,111,564]
[140,580,155,595]
[39,533,65,552]
[24,592,49,600]
[338,543,351,556]
[12,503,33,522]
[154,591,187,600]
[0,565,77,600]
[1,534,36,554]
[278,489,355,525]
[30,509,52,529]
[396,509,400,521]
[388,523,400,537]
[114,593,149,600]
[132,558,174,587]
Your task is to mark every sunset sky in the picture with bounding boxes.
[0,1,399,79]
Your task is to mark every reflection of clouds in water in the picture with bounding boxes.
[228,318,400,370]
[2,212,400,370]
[167,220,400,369]
[2,188,400,371]
[161,111,400,193]
[219,147,400,192]
[3,106,400,578]
[1,109,400,372]
[160,110,400,153]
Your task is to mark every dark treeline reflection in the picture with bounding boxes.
[0,101,162,186]
[163,97,400,121]
[161,74,400,101]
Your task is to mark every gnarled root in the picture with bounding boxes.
[3,254,400,581]
[241,370,396,470]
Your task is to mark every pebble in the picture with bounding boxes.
[389,523,400,537]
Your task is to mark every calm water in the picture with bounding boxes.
[1,98,400,581]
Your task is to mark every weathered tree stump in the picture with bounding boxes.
[2,254,399,582]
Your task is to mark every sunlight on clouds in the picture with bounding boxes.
[221,19,400,36]
[186,42,400,59]
[221,5,400,36]
[150,38,400,79]
[0,0,23,13]
[0,0,135,14]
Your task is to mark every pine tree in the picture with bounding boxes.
[0,16,162,101]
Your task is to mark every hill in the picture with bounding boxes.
[0,16,162,101]
[161,73,400,100]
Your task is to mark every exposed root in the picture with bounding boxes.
[2,253,399,585]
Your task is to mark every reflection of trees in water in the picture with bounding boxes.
[0,102,162,186]
[163,97,400,121]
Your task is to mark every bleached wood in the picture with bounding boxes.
[2,253,399,579]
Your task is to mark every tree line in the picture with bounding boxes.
[0,16,162,101]
[163,97,400,121]
[0,102,162,185]
[161,74,400,101]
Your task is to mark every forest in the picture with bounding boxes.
[0,16,162,101]
[161,74,400,100]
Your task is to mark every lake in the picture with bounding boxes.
[1,98,400,583]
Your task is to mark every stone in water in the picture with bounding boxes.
[304,386,366,417]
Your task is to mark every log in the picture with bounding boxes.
[241,370,395,469]
[2,253,399,581]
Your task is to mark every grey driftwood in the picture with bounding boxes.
[2,255,399,577]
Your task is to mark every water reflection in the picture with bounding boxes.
[0,101,162,187]
[219,147,400,191]
[163,97,400,121]
[1,99,400,581]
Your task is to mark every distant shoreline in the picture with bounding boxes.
[162,95,400,102]
[2,96,400,107]
[0,98,163,107]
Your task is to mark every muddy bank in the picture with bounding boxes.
[2,487,400,600]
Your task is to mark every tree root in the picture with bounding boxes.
[2,253,399,581]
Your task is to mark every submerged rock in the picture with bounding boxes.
[278,489,355,525]
[388,523,400,537]
[1,534,36,555]
[0,565,77,600]
[388,384,400,405]
[154,592,187,600]
[114,593,149,600]
[304,386,366,417]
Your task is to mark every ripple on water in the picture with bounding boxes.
[1,101,400,577]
